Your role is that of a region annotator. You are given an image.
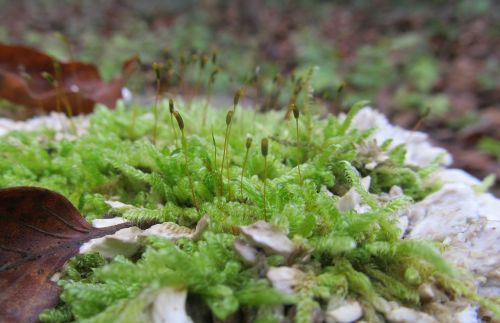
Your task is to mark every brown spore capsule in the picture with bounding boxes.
[169,98,175,113]
[261,138,269,157]
[233,88,243,107]
[246,137,253,149]
[292,104,300,119]
[152,62,162,80]
[226,110,234,126]
[173,111,184,130]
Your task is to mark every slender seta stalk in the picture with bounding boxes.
[292,104,303,185]
[413,106,431,131]
[212,130,218,196]
[261,137,269,219]
[54,61,78,134]
[42,68,77,134]
[219,88,243,197]
[334,81,346,114]
[220,110,234,197]
[240,136,252,200]
[152,62,162,145]
[173,111,198,210]
[407,106,431,144]
[57,33,84,114]
[203,68,218,126]
[178,53,187,98]
[202,50,218,126]
[187,52,199,110]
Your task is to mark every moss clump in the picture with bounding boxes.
[1,100,494,322]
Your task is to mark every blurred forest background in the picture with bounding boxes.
[0,0,499,192]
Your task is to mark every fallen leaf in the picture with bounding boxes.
[239,220,295,256]
[0,43,138,115]
[0,186,131,323]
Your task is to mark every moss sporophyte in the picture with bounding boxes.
[1,97,498,322]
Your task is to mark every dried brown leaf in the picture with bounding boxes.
[0,186,130,322]
[0,43,138,115]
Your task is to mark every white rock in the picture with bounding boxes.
[455,305,479,323]
[266,266,305,295]
[79,227,142,258]
[424,301,479,323]
[239,221,295,256]
[406,181,500,296]
[92,217,128,228]
[152,288,192,323]
[477,269,500,297]
[373,297,437,323]
[350,107,452,167]
[327,300,363,323]
[406,183,479,240]
[386,307,438,323]
[428,168,481,187]
[443,220,500,276]
[0,112,89,139]
[477,192,500,221]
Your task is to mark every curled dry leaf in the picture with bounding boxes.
[79,227,143,259]
[239,220,295,256]
[143,214,210,241]
[266,266,306,295]
[0,186,131,323]
[233,239,259,265]
[152,287,192,323]
[80,215,211,259]
[0,43,138,115]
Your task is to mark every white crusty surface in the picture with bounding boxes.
[374,297,438,323]
[405,183,479,241]
[348,108,500,295]
[0,112,89,139]
[386,307,438,323]
[350,107,452,167]
[326,300,363,323]
[424,302,479,323]
[348,107,500,313]
[427,168,481,187]
[404,181,500,296]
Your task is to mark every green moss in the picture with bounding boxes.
[0,100,492,321]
